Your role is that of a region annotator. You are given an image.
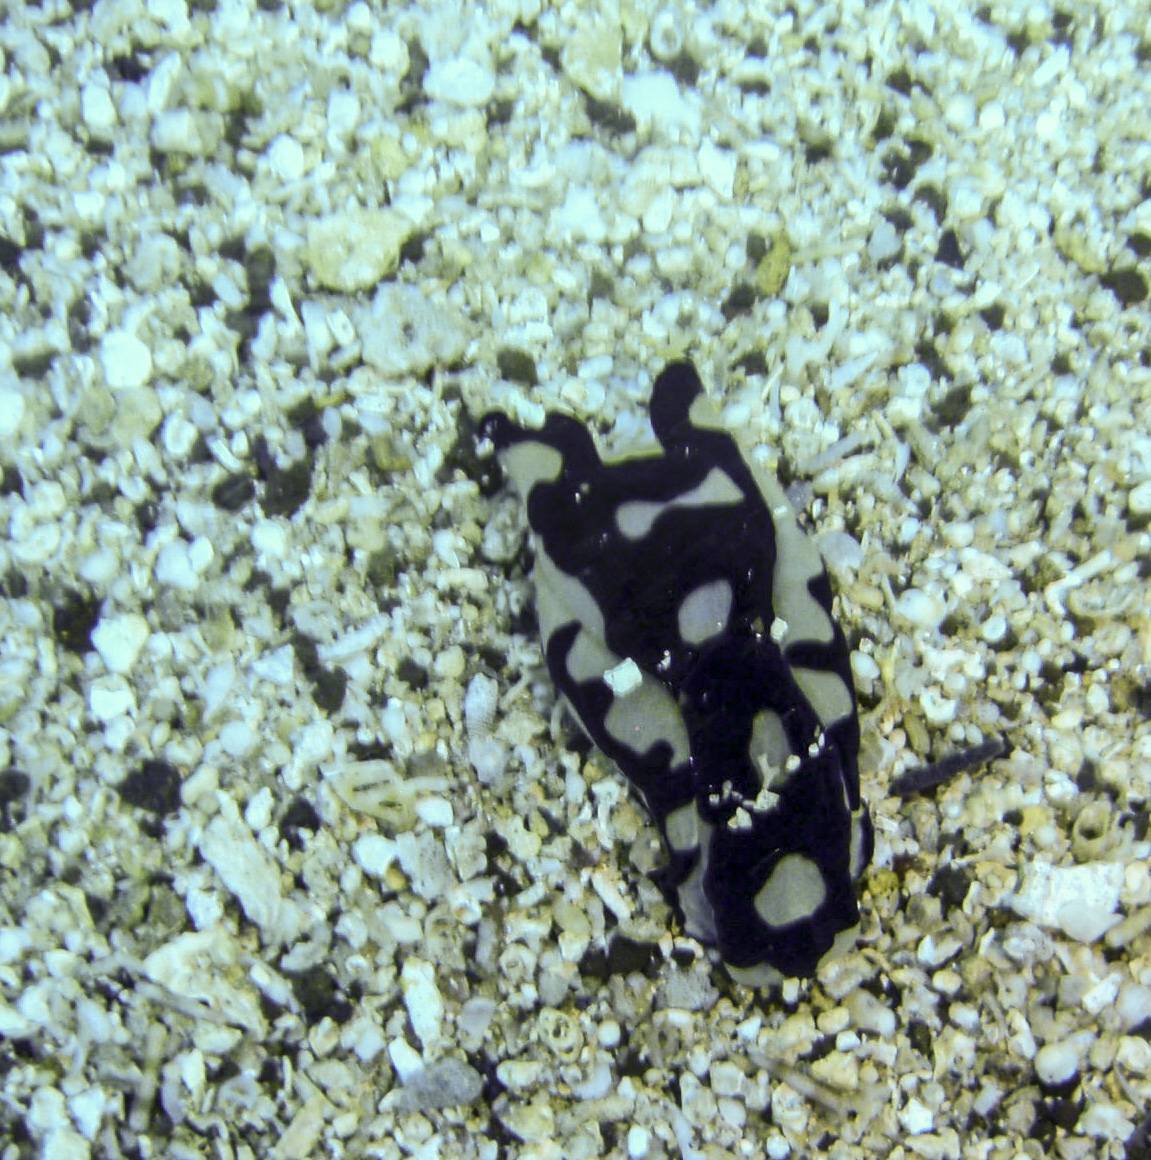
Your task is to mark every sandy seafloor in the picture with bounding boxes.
[2,0,1151,1156]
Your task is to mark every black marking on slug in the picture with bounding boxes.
[480,360,873,985]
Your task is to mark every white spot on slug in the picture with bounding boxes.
[677,579,733,645]
[754,854,827,929]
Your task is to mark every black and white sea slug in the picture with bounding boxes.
[481,360,873,986]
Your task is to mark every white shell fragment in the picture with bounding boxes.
[198,804,308,945]
[1009,861,1125,943]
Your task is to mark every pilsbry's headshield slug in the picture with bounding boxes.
[481,360,873,986]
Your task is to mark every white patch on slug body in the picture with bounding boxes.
[749,709,791,788]
[676,818,716,944]
[501,441,564,494]
[533,549,606,650]
[790,665,855,730]
[849,810,869,880]
[615,467,743,539]
[753,853,827,928]
[565,627,618,684]
[604,676,690,764]
[690,389,834,651]
[665,802,699,852]
[677,578,733,645]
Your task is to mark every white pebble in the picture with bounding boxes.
[433,645,466,680]
[851,651,880,681]
[218,720,255,758]
[951,180,984,220]
[0,929,32,964]
[353,834,397,877]
[709,1060,744,1098]
[42,1124,92,1160]
[1116,983,1151,1030]
[699,140,736,200]
[868,219,902,263]
[28,1086,68,1135]
[917,931,963,967]
[100,330,153,389]
[845,988,897,1036]
[551,186,608,244]
[457,996,497,1046]
[597,1018,621,1048]
[89,677,136,721]
[1035,1039,1080,1086]
[401,958,443,1048]
[155,537,214,590]
[326,88,360,144]
[160,412,198,458]
[395,832,452,901]
[415,797,453,828]
[1080,1103,1136,1142]
[201,662,235,719]
[627,1125,651,1158]
[91,613,150,674]
[942,521,975,548]
[81,83,117,131]
[370,29,410,75]
[380,700,412,753]
[642,187,675,234]
[894,587,946,629]
[561,17,622,102]
[899,1097,934,1134]
[252,520,288,559]
[267,134,305,181]
[943,93,976,131]
[919,687,958,725]
[0,383,25,438]
[388,1036,423,1082]
[424,57,494,107]
[604,658,642,696]
[9,505,60,564]
[980,101,1005,131]
[244,787,274,831]
[306,208,411,292]
[622,70,698,134]
[1116,1036,1151,1076]
[497,1059,544,1091]
[468,736,508,785]
[151,108,201,154]
[1128,479,1151,517]
[68,1086,108,1140]
[1083,972,1121,1016]
[980,613,1009,644]
[464,673,499,736]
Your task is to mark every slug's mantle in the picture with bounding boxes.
[481,360,873,986]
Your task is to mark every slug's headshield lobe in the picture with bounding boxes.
[649,359,706,447]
